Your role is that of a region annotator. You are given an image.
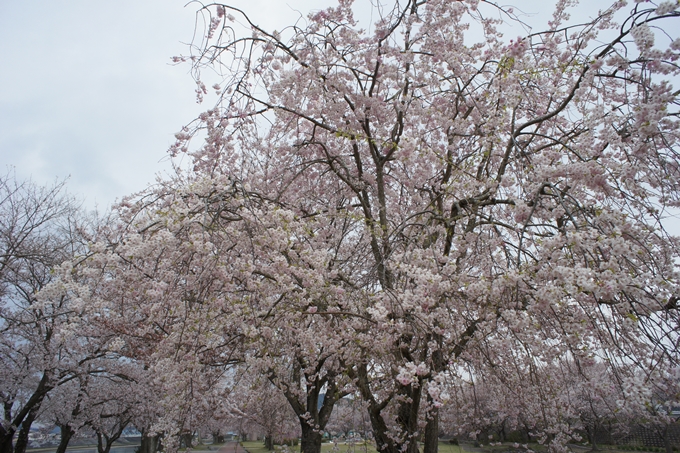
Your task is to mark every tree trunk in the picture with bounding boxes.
[180,433,193,449]
[212,432,225,444]
[300,424,322,453]
[13,427,29,453]
[366,403,397,453]
[264,435,274,451]
[423,402,439,453]
[3,374,52,453]
[352,364,399,453]
[423,335,444,453]
[97,431,125,453]
[14,404,40,453]
[521,425,531,443]
[0,429,14,453]
[97,432,115,453]
[55,424,75,453]
[139,430,160,453]
[277,360,346,453]
[498,421,507,443]
[0,421,15,453]
[96,420,129,453]
[586,425,599,452]
[397,384,421,453]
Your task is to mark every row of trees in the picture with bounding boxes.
[0,175,167,453]
[2,1,680,453]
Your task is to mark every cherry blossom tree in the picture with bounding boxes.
[440,354,630,449]
[226,373,299,450]
[0,174,161,453]
[0,174,100,453]
[73,172,363,453]
[39,375,92,453]
[169,0,680,451]
[132,381,164,453]
[619,365,680,453]
[57,177,250,446]
[560,360,625,451]
[326,396,371,440]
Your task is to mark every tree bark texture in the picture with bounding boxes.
[55,424,75,453]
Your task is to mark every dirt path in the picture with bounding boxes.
[217,441,249,453]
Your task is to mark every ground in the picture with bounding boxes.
[237,440,674,453]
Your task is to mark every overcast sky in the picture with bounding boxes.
[0,0,575,211]
[0,0,339,210]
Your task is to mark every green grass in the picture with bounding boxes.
[241,440,378,453]
[438,442,468,453]
[242,440,475,453]
[320,441,378,453]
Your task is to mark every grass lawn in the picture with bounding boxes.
[242,440,476,453]
[320,442,378,453]
[242,440,660,453]
[241,440,378,453]
[438,443,469,453]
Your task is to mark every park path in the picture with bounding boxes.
[217,441,249,453]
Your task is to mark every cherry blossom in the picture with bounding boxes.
[174,1,680,451]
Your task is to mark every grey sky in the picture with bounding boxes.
[0,1,192,209]
[0,0,335,210]
[0,0,559,210]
